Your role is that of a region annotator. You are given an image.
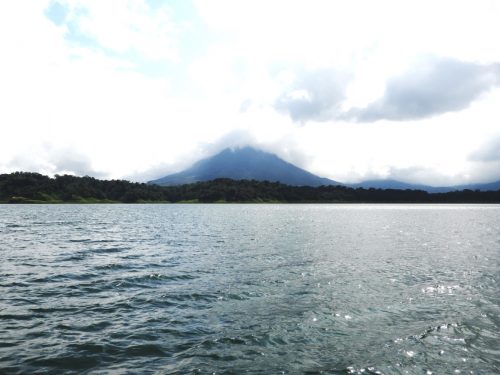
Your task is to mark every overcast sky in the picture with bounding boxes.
[1,0,500,186]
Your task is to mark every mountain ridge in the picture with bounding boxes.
[149,146,500,192]
[149,147,340,187]
[348,179,500,193]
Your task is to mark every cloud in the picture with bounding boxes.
[380,166,459,187]
[274,68,350,122]
[48,148,107,177]
[469,135,500,162]
[49,0,180,62]
[125,162,176,183]
[273,58,500,123]
[349,58,500,122]
[45,1,69,26]
[6,145,106,178]
[1,1,500,187]
[464,160,500,184]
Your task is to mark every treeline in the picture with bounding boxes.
[1,172,500,203]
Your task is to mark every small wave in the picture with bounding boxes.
[64,341,167,358]
[60,254,86,261]
[112,273,198,289]
[0,342,18,348]
[392,321,470,351]
[30,272,99,284]
[68,238,92,243]
[220,292,252,301]
[422,284,460,294]
[29,306,79,314]
[160,292,219,305]
[94,263,133,271]
[416,322,461,340]
[0,313,43,321]
[88,239,118,244]
[64,246,130,260]
[5,223,24,228]
[0,281,30,288]
[90,246,130,254]
[27,351,102,371]
[55,320,113,332]
[347,365,386,375]
[126,344,167,357]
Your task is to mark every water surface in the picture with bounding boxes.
[0,204,499,374]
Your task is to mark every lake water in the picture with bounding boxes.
[0,204,499,374]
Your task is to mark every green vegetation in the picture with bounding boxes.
[1,172,500,204]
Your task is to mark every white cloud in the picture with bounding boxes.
[63,0,179,61]
[469,134,500,162]
[1,0,500,185]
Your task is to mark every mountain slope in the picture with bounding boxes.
[149,147,340,186]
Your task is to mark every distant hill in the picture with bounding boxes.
[148,146,500,191]
[349,179,500,193]
[349,179,433,191]
[149,147,340,186]
[445,180,500,192]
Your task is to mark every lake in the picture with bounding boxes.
[0,204,499,374]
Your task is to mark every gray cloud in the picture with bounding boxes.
[6,146,106,178]
[469,135,500,162]
[354,164,500,187]
[49,149,106,177]
[349,58,500,122]
[383,166,459,187]
[274,68,350,122]
[273,59,500,123]
[126,163,177,183]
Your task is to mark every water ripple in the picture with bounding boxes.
[0,204,499,374]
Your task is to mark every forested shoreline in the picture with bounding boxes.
[1,172,500,203]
